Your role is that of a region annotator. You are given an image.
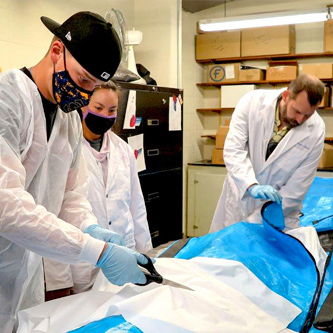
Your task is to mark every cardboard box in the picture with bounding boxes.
[266,66,298,81]
[301,63,333,79]
[224,118,231,126]
[324,19,333,52]
[196,31,241,61]
[241,25,295,57]
[207,63,241,83]
[216,126,229,149]
[239,69,265,81]
[212,148,224,165]
[318,143,333,168]
[221,84,257,107]
[319,86,330,108]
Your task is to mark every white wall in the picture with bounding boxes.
[0,0,183,238]
[0,0,135,71]
[0,0,178,89]
[134,0,178,88]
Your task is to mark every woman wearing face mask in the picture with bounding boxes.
[70,81,153,293]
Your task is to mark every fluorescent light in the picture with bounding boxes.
[198,10,327,32]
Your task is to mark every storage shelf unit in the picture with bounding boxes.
[197,79,333,87]
[196,52,333,64]
[197,51,333,168]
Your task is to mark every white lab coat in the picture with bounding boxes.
[70,131,152,293]
[210,88,325,233]
[0,69,104,332]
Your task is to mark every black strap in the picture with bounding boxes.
[313,249,333,332]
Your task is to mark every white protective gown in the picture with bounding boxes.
[69,131,152,293]
[0,69,105,332]
[210,88,325,232]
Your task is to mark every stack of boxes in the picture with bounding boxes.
[212,120,230,165]
[198,24,333,108]
[196,30,241,61]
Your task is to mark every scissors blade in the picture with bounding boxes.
[162,278,194,291]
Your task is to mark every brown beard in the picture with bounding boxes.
[280,103,299,129]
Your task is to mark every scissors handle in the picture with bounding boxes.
[136,254,163,286]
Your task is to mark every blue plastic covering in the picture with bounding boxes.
[300,177,333,232]
[68,315,142,333]
[175,215,318,331]
[69,199,330,333]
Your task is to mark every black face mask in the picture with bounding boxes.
[83,106,116,135]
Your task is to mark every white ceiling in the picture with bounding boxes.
[182,0,229,13]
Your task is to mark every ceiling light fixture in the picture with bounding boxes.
[198,10,328,32]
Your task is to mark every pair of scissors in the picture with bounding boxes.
[137,254,194,291]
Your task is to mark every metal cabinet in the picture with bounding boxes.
[113,82,183,247]
[187,164,227,237]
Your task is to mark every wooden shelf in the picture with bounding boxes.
[202,135,333,141]
[197,81,268,87]
[197,108,234,113]
[197,79,333,87]
[197,107,333,113]
[196,52,333,64]
[318,108,333,112]
[201,134,216,139]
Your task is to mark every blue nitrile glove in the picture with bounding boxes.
[248,185,282,204]
[97,243,148,285]
[84,225,125,246]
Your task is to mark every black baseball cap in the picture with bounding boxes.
[41,11,122,82]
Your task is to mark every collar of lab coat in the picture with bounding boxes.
[106,131,126,185]
[260,88,313,171]
[84,131,126,188]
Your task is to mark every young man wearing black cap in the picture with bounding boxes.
[0,12,148,332]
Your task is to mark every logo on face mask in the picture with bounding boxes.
[83,106,117,135]
[52,48,92,113]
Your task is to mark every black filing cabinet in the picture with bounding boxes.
[113,82,183,247]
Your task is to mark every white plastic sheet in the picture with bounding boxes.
[18,257,300,333]
[106,258,301,333]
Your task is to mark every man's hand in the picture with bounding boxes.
[248,185,282,204]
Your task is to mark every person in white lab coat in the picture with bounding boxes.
[69,81,152,293]
[0,12,149,332]
[210,74,325,233]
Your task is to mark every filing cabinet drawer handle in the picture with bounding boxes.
[151,230,160,238]
[147,119,159,126]
[147,149,160,156]
[148,192,160,201]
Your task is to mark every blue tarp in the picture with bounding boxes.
[70,176,333,333]
[175,220,319,331]
[69,218,319,332]
[69,315,142,333]
[301,177,333,232]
